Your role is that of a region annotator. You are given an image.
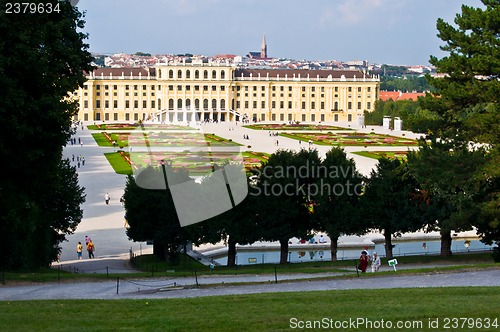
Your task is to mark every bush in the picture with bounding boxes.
[492,246,500,263]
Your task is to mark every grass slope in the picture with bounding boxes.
[0,287,499,331]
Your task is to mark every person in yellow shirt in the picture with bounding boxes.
[87,240,95,259]
[77,242,83,260]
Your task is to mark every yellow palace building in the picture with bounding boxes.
[74,60,380,124]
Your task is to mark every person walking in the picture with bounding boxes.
[87,240,95,259]
[104,193,110,205]
[77,242,83,260]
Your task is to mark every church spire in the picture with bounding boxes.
[261,33,267,59]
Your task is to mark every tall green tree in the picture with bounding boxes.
[408,139,489,256]
[313,147,365,261]
[420,0,500,248]
[0,0,93,269]
[361,158,424,258]
[124,166,194,262]
[251,150,318,264]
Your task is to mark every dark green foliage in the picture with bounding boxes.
[408,139,489,256]
[418,0,500,250]
[0,0,93,270]
[365,99,444,133]
[250,149,319,263]
[362,158,424,258]
[313,147,365,261]
[381,75,433,93]
[124,166,193,263]
[421,0,500,141]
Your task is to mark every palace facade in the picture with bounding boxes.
[74,61,380,123]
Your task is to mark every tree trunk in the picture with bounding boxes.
[227,236,237,267]
[279,239,289,264]
[440,230,452,256]
[384,230,393,259]
[330,236,339,261]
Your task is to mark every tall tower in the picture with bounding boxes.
[260,33,267,59]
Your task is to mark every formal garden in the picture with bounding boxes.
[105,150,270,175]
[87,123,194,131]
[92,131,241,148]
[280,132,417,146]
[244,123,350,131]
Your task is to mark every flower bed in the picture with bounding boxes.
[244,123,350,131]
[280,132,417,146]
[118,151,270,175]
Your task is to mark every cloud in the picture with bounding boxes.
[158,0,223,16]
[320,0,413,27]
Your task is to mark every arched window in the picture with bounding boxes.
[158,98,161,110]
[168,70,174,79]
[203,99,209,110]
[195,70,199,79]
[158,69,162,79]
[177,70,182,79]
[212,70,217,79]
[195,99,200,110]
[203,70,208,79]
[334,101,339,110]
[186,70,191,79]
[221,70,225,80]
[168,99,174,110]
[212,99,217,110]
[186,99,191,110]
[220,99,226,110]
[177,98,183,109]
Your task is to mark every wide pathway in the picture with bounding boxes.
[2,268,499,300]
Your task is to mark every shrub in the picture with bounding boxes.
[493,246,500,263]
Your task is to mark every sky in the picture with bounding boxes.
[77,0,485,66]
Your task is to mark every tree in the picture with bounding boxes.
[313,147,365,261]
[251,150,317,264]
[0,1,93,269]
[361,158,424,258]
[420,0,500,248]
[194,163,262,267]
[124,166,193,263]
[408,139,488,256]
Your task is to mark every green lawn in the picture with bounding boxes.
[91,132,128,147]
[1,287,499,331]
[104,152,133,174]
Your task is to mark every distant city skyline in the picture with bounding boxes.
[78,0,484,65]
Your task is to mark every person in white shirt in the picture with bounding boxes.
[371,252,381,272]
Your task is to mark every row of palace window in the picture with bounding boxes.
[83,112,148,122]
[83,111,354,123]
[84,83,374,94]
[159,69,227,80]
[84,97,371,112]
[252,113,354,122]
